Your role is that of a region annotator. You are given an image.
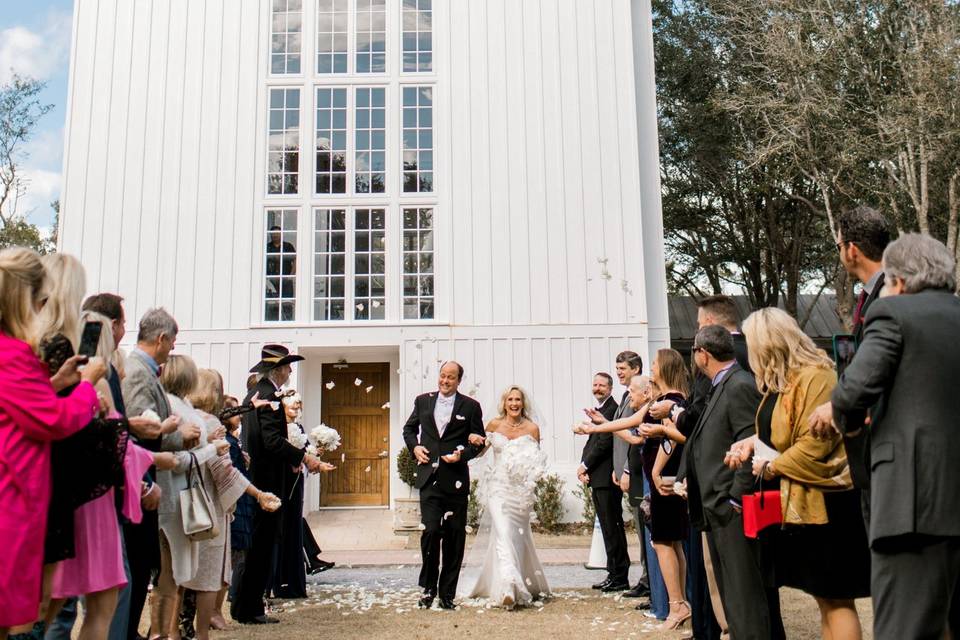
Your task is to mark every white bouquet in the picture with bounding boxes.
[287,423,308,450]
[500,439,548,497]
[306,423,341,455]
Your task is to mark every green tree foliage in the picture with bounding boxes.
[0,74,54,253]
[654,0,960,309]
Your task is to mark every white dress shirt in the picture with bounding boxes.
[434,392,456,438]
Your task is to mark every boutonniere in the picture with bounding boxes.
[269,401,280,411]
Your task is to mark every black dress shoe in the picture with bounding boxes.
[438,597,456,610]
[308,559,336,575]
[418,593,435,609]
[591,577,613,590]
[601,580,630,592]
[622,584,651,598]
[238,615,279,625]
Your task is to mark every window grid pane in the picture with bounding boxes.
[355,87,386,194]
[271,0,302,75]
[402,0,432,72]
[354,208,386,319]
[268,88,300,195]
[315,87,348,195]
[265,209,298,322]
[316,0,348,73]
[356,0,387,74]
[402,207,434,319]
[402,86,433,193]
[313,208,347,320]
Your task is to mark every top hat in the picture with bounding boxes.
[249,344,305,373]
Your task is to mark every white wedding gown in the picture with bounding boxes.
[458,432,551,608]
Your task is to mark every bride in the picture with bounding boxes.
[458,386,551,609]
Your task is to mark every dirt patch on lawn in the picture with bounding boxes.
[211,585,873,640]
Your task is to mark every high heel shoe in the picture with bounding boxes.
[657,600,692,631]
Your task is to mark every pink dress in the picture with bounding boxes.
[52,440,154,597]
[0,333,99,626]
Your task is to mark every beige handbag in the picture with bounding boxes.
[180,452,220,541]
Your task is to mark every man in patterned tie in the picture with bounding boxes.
[833,206,891,498]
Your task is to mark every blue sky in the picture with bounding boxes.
[0,0,74,229]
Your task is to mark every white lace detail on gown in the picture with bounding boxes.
[458,432,551,608]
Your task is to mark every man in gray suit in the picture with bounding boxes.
[811,233,960,639]
[681,325,770,640]
[609,351,649,598]
[121,308,199,640]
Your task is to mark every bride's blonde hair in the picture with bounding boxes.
[497,385,531,420]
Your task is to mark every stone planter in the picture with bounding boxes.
[393,493,421,531]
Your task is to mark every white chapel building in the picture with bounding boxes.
[59,0,669,518]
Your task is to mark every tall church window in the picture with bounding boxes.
[264,209,299,322]
[402,0,432,72]
[271,0,303,75]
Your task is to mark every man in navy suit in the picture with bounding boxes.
[403,361,486,610]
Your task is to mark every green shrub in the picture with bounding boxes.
[467,479,483,529]
[533,474,566,533]
[396,447,417,488]
[572,481,595,526]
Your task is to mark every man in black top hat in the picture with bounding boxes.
[232,345,333,625]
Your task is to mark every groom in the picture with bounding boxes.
[403,361,486,609]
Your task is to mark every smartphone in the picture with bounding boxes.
[832,333,856,377]
[78,321,103,358]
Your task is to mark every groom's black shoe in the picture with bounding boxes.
[438,597,456,610]
[591,577,613,590]
[601,580,630,592]
[418,591,436,609]
[623,583,651,598]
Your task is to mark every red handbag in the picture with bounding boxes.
[741,464,782,538]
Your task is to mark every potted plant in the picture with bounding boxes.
[393,447,421,531]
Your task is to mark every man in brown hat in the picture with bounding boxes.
[232,345,333,624]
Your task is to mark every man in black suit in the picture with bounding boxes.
[232,345,331,625]
[578,372,630,591]
[812,234,960,639]
[402,361,486,610]
[834,206,891,494]
[650,294,754,640]
[681,325,771,640]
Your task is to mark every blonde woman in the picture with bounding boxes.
[0,248,104,639]
[159,362,278,640]
[458,386,549,608]
[736,307,869,640]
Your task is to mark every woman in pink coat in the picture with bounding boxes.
[0,247,105,637]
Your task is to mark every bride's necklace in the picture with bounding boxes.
[507,416,524,429]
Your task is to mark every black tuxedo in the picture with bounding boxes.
[579,395,629,583]
[402,391,485,492]
[232,379,306,623]
[580,395,618,488]
[402,391,484,599]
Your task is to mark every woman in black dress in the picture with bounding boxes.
[639,349,691,631]
[271,395,307,598]
[741,308,869,640]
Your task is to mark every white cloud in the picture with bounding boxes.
[15,168,61,227]
[24,126,64,171]
[0,9,72,85]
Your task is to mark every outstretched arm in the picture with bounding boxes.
[584,408,646,433]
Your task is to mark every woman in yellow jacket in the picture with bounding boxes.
[737,307,870,640]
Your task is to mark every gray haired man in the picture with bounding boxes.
[811,234,960,639]
[121,308,199,639]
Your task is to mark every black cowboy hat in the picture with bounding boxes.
[249,344,305,373]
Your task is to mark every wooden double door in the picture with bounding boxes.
[319,362,390,507]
